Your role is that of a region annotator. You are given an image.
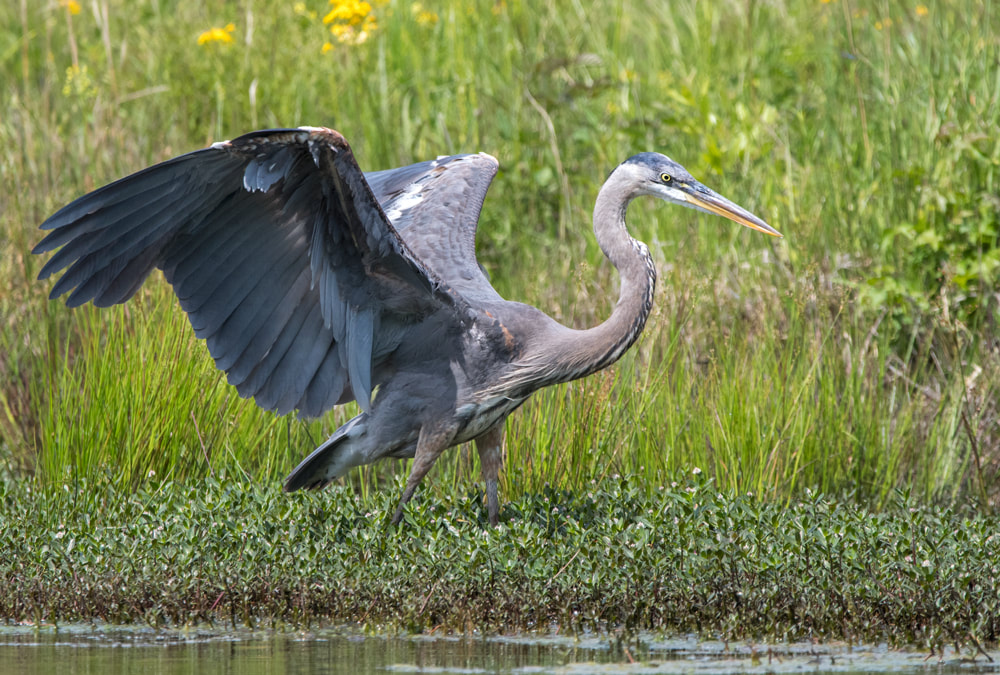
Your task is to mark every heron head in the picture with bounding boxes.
[620,153,782,238]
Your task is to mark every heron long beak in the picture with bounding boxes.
[682,186,783,238]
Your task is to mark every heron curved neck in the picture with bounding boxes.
[545,171,657,384]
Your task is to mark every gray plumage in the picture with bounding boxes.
[34,127,781,526]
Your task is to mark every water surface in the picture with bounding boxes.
[2,625,997,674]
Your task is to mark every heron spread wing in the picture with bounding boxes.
[365,152,502,303]
[34,127,464,417]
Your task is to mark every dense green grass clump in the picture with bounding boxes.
[0,1,998,504]
[2,476,998,647]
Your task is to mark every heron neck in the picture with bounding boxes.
[546,177,657,384]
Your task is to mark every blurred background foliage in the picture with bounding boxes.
[0,0,997,505]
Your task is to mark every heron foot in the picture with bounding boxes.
[390,502,406,525]
[390,475,421,526]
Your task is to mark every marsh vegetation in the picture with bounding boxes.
[0,0,998,646]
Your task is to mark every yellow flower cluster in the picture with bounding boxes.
[819,2,929,27]
[411,2,439,26]
[60,0,82,15]
[62,63,96,99]
[323,0,377,46]
[197,23,236,46]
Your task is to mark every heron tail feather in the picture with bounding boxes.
[283,413,368,491]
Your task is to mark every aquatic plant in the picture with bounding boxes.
[2,476,997,649]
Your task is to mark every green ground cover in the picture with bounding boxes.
[2,476,998,649]
[0,0,998,645]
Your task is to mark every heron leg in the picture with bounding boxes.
[474,425,505,527]
[391,422,454,525]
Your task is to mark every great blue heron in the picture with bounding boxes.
[34,127,781,525]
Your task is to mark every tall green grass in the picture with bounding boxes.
[1,0,997,505]
[504,280,978,505]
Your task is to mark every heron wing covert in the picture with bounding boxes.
[34,127,466,418]
[365,153,502,304]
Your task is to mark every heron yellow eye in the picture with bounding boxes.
[660,173,672,183]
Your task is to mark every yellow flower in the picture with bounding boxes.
[324,0,372,26]
[412,3,439,25]
[916,5,928,17]
[329,14,376,44]
[416,10,438,25]
[62,63,96,99]
[322,41,334,53]
[197,23,236,46]
[323,0,378,45]
[60,0,81,15]
[330,23,351,41]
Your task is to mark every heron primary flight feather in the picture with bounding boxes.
[35,126,780,526]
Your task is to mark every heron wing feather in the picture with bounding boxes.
[365,153,502,303]
[34,127,462,417]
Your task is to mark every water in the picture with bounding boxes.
[2,625,997,674]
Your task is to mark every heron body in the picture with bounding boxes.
[35,127,780,525]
